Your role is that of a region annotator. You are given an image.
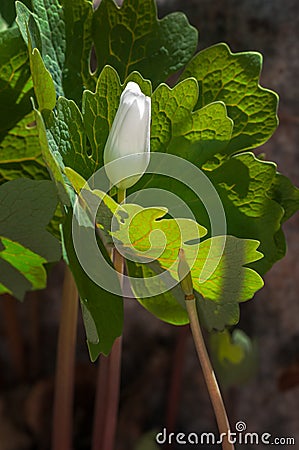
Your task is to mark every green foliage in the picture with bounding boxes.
[95,200,264,329]
[0,0,32,26]
[0,111,47,183]
[150,79,233,165]
[210,329,258,387]
[30,48,56,110]
[61,0,94,99]
[33,107,71,205]
[16,0,65,96]
[135,76,298,274]
[206,153,287,274]
[0,178,60,260]
[16,0,94,102]
[0,179,60,299]
[0,237,46,299]
[46,97,91,180]
[0,26,49,183]
[92,0,198,86]
[0,0,297,358]
[62,209,123,359]
[180,43,279,153]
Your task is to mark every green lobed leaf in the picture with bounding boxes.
[205,152,286,274]
[194,236,264,330]
[134,235,264,330]
[180,43,279,153]
[92,0,198,87]
[270,172,299,222]
[150,78,233,166]
[0,178,61,262]
[104,201,264,329]
[61,209,123,359]
[136,87,294,277]
[0,236,47,300]
[127,261,189,325]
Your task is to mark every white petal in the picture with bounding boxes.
[103,81,151,189]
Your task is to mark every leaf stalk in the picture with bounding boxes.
[185,295,234,450]
[52,265,78,450]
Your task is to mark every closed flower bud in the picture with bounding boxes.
[178,248,194,297]
[104,81,151,191]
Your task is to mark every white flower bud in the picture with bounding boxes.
[104,81,151,191]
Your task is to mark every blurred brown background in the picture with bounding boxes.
[0,1,298,449]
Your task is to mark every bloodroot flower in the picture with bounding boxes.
[104,81,151,191]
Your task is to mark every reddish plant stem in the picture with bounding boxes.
[92,354,110,449]
[185,296,234,450]
[27,291,41,379]
[1,294,26,380]
[165,325,189,434]
[101,336,122,449]
[92,247,124,450]
[52,265,78,450]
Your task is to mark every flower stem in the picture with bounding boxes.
[117,188,126,204]
[52,264,78,450]
[91,188,125,450]
[165,325,189,433]
[185,295,234,450]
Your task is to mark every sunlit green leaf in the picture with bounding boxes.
[0,236,47,300]
[30,47,56,111]
[98,200,263,329]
